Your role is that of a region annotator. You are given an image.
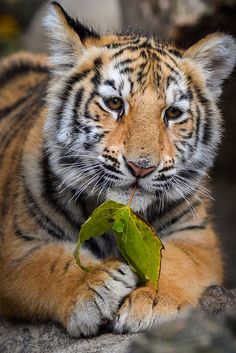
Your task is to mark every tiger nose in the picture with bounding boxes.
[126,161,156,178]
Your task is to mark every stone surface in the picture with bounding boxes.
[128,310,236,353]
[0,319,136,353]
[128,287,236,353]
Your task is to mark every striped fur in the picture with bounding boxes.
[0,2,235,336]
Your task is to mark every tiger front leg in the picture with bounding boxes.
[111,229,223,333]
[0,241,137,337]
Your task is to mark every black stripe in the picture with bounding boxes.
[111,41,152,59]
[168,222,207,236]
[163,61,180,77]
[175,118,190,125]
[0,101,30,148]
[0,145,23,219]
[173,244,200,266]
[179,140,194,153]
[178,169,198,180]
[193,86,212,145]
[58,153,80,166]
[0,60,48,89]
[41,147,82,230]
[87,284,105,302]
[148,197,185,223]
[84,238,103,258]
[114,58,135,68]
[74,88,84,110]
[72,87,84,132]
[168,48,182,58]
[0,91,32,121]
[13,218,37,241]
[157,166,174,173]
[119,67,133,74]
[180,128,193,139]
[103,79,116,90]
[103,155,119,164]
[194,104,201,148]
[95,101,109,114]
[83,142,93,150]
[157,47,181,66]
[129,78,134,95]
[50,257,59,273]
[102,163,123,175]
[84,91,112,119]
[0,81,47,167]
[91,57,102,86]
[64,260,73,273]
[103,269,132,288]
[156,200,201,232]
[11,244,46,267]
[106,37,141,50]
[22,178,69,241]
[179,89,193,101]
[56,69,91,130]
[174,141,185,154]
[166,75,179,88]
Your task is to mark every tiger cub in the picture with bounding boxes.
[0,1,235,337]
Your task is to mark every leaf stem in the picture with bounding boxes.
[128,185,138,208]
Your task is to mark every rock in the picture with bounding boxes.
[200,285,236,314]
[0,319,136,353]
[128,285,236,353]
[128,310,236,353]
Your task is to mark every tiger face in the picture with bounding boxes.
[45,3,236,212]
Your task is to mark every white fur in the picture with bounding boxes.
[98,84,117,97]
[106,188,156,213]
[112,304,189,333]
[104,64,132,100]
[185,34,236,98]
[66,263,137,337]
[44,8,81,73]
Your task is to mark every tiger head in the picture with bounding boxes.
[44,2,236,213]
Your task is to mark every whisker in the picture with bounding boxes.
[174,175,214,200]
[171,180,200,220]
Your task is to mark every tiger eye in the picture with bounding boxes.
[104,97,124,112]
[165,107,182,121]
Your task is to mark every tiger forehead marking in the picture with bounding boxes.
[77,42,192,167]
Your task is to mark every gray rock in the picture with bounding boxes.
[128,286,236,353]
[128,310,236,353]
[0,319,136,353]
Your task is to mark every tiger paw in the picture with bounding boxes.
[64,260,137,337]
[111,284,191,333]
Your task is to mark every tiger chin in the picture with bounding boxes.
[0,1,235,337]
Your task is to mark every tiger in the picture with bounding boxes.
[0,1,235,337]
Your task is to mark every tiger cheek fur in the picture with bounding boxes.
[0,1,235,337]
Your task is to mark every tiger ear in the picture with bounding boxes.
[44,1,99,75]
[184,33,236,98]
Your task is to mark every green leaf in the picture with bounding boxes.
[73,200,123,270]
[74,200,164,289]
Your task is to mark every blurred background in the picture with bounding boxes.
[0,0,235,286]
